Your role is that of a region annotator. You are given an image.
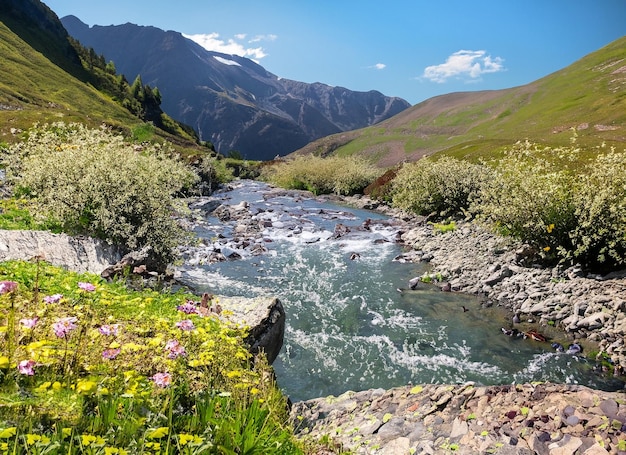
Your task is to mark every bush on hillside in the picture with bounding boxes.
[390,156,492,219]
[260,154,379,195]
[3,122,198,264]
[568,149,626,270]
[473,140,578,260]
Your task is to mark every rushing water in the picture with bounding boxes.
[177,180,623,402]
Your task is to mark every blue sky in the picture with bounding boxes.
[43,0,625,105]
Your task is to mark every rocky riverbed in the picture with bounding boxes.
[288,194,626,454]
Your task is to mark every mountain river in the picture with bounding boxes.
[176,180,623,402]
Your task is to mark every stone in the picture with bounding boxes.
[221,296,285,364]
[0,229,122,275]
[380,436,410,454]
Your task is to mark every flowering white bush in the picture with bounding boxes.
[569,149,626,268]
[473,140,578,258]
[391,156,492,218]
[3,122,198,263]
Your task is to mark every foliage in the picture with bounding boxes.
[261,155,379,196]
[0,260,300,454]
[568,148,626,269]
[473,140,579,261]
[0,199,61,232]
[391,156,492,219]
[390,137,626,272]
[2,122,199,264]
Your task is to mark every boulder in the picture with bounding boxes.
[221,295,286,364]
[0,229,121,274]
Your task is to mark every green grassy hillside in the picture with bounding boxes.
[0,14,201,153]
[294,36,626,167]
[0,20,145,140]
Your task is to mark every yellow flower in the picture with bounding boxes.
[146,427,169,439]
[226,370,242,379]
[0,428,16,439]
[178,433,194,446]
[25,434,49,445]
[76,380,98,394]
[546,223,555,233]
[52,381,62,391]
[104,447,128,455]
[34,381,52,393]
[0,357,9,369]
[81,434,105,447]
[543,246,551,252]
[62,428,72,439]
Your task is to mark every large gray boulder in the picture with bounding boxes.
[0,229,121,274]
[220,295,286,364]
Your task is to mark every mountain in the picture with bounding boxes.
[0,0,201,151]
[293,36,626,168]
[61,16,410,161]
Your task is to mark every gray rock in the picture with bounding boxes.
[222,296,285,364]
[0,229,121,275]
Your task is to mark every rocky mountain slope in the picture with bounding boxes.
[61,16,410,161]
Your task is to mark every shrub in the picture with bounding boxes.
[568,149,626,270]
[390,156,492,219]
[260,154,379,196]
[3,123,198,264]
[473,140,578,259]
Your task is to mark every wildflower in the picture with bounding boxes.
[102,348,121,360]
[43,294,63,304]
[52,316,78,338]
[175,319,195,331]
[0,281,18,294]
[18,359,36,375]
[165,339,186,359]
[77,282,96,292]
[25,434,50,445]
[20,317,39,329]
[152,372,172,388]
[76,380,97,394]
[176,301,199,314]
[0,427,16,438]
[98,324,119,336]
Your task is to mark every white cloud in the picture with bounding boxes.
[183,32,272,61]
[372,63,386,70]
[422,50,505,83]
[249,34,277,43]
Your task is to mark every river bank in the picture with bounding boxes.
[340,194,626,375]
[289,193,626,454]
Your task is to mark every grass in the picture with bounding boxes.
[295,36,626,167]
[0,259,302,453]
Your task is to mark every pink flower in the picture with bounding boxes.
[43,294,63,304]
[165,339,186,359]
[19,317,39,329]
[0,281,18,294]
[175,320,195,331]
[152,372,172,388]
[102,348,121,360]
[52,316,78,338]
[77,282,96,292]
[98,324,119,336]
[18,359,36,376]
[177,301,199,314]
